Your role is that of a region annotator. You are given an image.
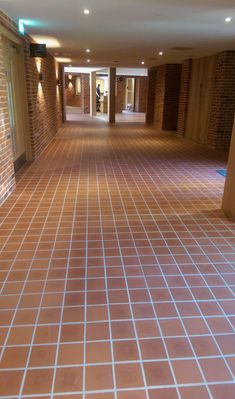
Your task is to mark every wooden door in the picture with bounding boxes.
[185,56,216,144]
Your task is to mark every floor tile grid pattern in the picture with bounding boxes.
[0,123,234,397]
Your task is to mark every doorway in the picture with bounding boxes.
[3,38,30,171]
[125,78,135,111]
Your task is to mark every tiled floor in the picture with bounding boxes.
[0,121,235,399]
[65,107,146,123]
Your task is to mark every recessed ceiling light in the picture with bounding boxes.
[55,57,72,63]
[87,59,91,63]
[32,35,61,48]
[86,49,91,53]
[225,17,232,23]
[141,61,145,65]
[84,9,90,15]
[158,51,163,56]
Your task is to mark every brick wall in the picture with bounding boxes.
[0,10,62,203]
[134,77,148,113]
[207,51,235,151]
[0,36,15,204]
[81,74,90,114]
[23,40,62,159]
[147,64,182,130]
[116,77,126,113]
[146,68,157,124]
[154,65,167,128]
[177,59,192,136]
[65,74,82,107]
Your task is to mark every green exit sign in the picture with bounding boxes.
[18,20,25,35]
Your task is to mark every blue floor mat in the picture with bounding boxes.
[216,169,227,177]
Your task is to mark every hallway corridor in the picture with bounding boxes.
[0,122,235,399]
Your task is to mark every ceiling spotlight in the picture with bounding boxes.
[159,51,163,56]
[87,59,90,63]
[84,9,90,15]
[141,61,145,65]
[86,49,91,53]
[225,17,232,23]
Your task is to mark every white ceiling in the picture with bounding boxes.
[0,0,235,67]
[64,67,148,76]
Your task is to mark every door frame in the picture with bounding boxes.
[0,24,32,162]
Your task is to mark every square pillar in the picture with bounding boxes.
[90,71,96,117]
[146,68,157,124]
[222,116,235,220]
[108,68,116,123]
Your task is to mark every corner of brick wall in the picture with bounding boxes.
[207,50,235,151]
[151,64,181,130]
[163,64,182,131]
[23,40,63,159]
[177,59,192,136]
[146,68,157,125]
[116,77,126,113]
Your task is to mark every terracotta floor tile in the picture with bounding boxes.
[86,322,110,341]
[87,305,108,321]
[111,321,135,339]
[172,359,203,384]
[57,343,83,365]
[148,388,179,399]
[1,346,29,368]
[33,325,59,344]
[209,384,235,399]
[199,357,233,382]
[54,367,83,393]
[118,391,147,399]
[113,340,139,361]
[22,368,54,395]
[159,318,185,337]
[62,306,84,323]
[179,386,211,399]
[0,310,14,326]
[115,363,144,388]
[86,394,114,399]
[135,320,160,338]
[144,361,174,386]
[140,338,167,360]
[86,364,113,390]
[7,326,34,345]
[86,341,112,363]
[29,345,57,367]
[216,334,235,355]
[165,337,194,358]
[0,370,23,396]
[60,324,84,343]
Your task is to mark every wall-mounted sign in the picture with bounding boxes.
[18,20,25,35]
[30,43,47,58]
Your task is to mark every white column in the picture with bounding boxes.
[108,67,116,123]
[222,115,235,220]
[90,71,96,117]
